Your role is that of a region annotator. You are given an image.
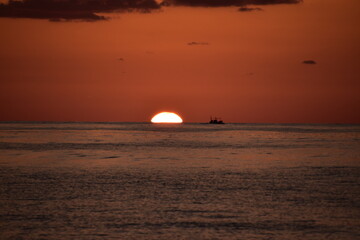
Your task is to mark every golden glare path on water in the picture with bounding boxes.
[151,112,183,123]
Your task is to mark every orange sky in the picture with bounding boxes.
[0,0,359,123]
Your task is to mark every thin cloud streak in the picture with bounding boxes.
[187,42,209,46]
[303,60,317,64]
[163,0,302,7]
[238,7,263,11]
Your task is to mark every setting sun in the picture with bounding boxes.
[151,112,183,123]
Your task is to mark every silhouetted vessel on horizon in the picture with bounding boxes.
[209,116,224,124]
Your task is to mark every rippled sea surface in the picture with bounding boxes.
[0,122,359,239]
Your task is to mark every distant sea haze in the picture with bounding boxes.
[0,122,359,239]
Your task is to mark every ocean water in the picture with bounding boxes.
[0,122,359,239]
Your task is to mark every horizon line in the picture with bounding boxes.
[0,121,359,125]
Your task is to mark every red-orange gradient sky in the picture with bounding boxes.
[0,0,359,123]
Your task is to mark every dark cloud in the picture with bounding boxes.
[0,0,160,21]
[163,0,302,7]
[238,7,262,11]
[303,60,317,64]
[188,41,209,46]
[0,0,302,21]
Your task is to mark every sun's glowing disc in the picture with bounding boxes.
[151,112,183,123]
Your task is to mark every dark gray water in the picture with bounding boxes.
[0,122,359,239]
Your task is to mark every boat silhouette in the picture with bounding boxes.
[209,116,224,124]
